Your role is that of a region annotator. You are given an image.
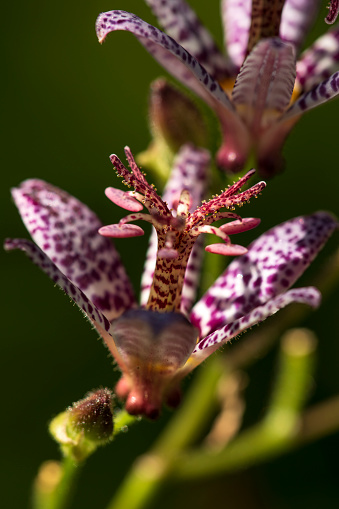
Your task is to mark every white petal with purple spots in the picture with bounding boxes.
[221,0,251,69]
[96,11,236,113]
[280,0,321,52]
[11,179,135,321]
[188,286,320,366]
[191,212,338,338]
[282,71,339,121]
[145,0,232,80]
[296,27,339,91]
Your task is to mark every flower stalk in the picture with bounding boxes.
[105,356,225,509]
[32,458,82,509]
[170,328,318,481]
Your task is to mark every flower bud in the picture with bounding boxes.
[137,79,208,181]
[49,388,114,462]
[67,388,114,443]
[149,78,208,151]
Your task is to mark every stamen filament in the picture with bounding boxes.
[191,225,231,242]
[119,213,154,225]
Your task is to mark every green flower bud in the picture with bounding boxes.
[137,79,208,183]
[49,388,114,462]
[68,388,114,443]
[148,78,208,151]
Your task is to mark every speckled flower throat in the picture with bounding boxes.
[99,147,266,314]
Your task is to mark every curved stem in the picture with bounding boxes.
[171,328,318,480]
[171,393,339,480]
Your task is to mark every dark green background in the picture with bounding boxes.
[2,1,339,508]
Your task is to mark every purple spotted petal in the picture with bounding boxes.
[325,0,339,24]
[186,287,320,369]
[96,10,249,172]
[96,10,232,109]
[232,38,296,129]
[145,0,232,80]
[296,26,339,91]
[4,238,112,332]
[282,70,339,121]
[11,179,135,321]
[140,145,210,314]
[221,0,251,69]
[191,212,338,338]
[280,0,321,53]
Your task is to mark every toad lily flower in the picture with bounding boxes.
[96,0,339,175]
[5,145,337,418]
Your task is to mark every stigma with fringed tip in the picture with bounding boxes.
[99,147,266,314]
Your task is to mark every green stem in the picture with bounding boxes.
[171,392,339,481]
[33,410,139,509]
[300,394,339,443]
[49,457,81,509]
[32,457,82,509]
[153,356,225,456]
[105,356,225,509]
[104,454,169,509]
[171,328,317,480]
[113,410,139,436]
